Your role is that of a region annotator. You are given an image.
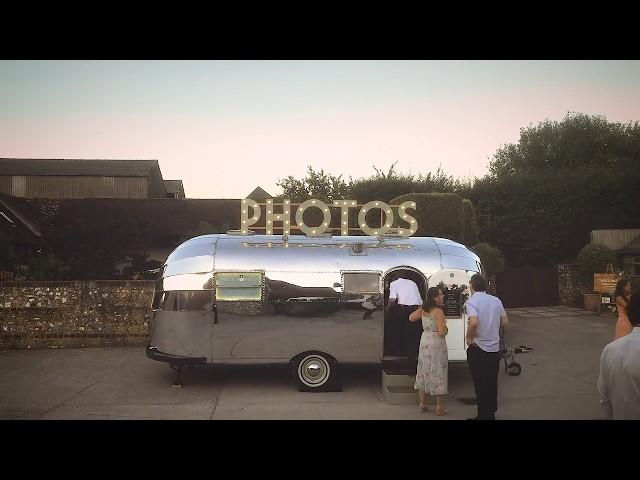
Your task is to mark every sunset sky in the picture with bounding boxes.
[1,60,639,198]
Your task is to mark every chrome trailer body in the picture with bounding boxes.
[147,234,482,387]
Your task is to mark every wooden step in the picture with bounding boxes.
[382,370,416,388]
[381,356,415,376]
[382,370,419,405]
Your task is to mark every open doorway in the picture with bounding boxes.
[383,267,427,361]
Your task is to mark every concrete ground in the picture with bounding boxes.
[0,306,617,420]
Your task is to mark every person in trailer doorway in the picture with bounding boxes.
[386,272,423,373]
[465,273,509,420]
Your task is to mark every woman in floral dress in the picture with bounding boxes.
[409,286,449,415]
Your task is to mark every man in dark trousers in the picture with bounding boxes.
[386,273,423,372]
[465,273,509,420]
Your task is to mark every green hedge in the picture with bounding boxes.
[391,193,465,243]
[467,168,640,268]
[462,199,478,245]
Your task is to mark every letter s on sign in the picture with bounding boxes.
[398,201,418,235]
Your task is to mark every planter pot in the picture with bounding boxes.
[583,293,601,312]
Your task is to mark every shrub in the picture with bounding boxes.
[576,243,617,289]
[470,243,505,276]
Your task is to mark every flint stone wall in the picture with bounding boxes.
[0,281,154,350]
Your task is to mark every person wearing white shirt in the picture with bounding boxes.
[386,273,423,369]
[597,288,640,420]
[465,273,509,420]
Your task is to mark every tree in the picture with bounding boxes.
[277,166,352,203]
[349,164,470,203]
[471,112,640,268]
[0,234,16,271]
[180,221,227,243]
[122,253,163,280]
[489,112,640,177]
[576,243,617,288]
[467,167,640,268]
[26,253,65,280]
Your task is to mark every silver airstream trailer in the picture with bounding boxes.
[146,233,483,390]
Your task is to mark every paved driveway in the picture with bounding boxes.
[0,306,617,419]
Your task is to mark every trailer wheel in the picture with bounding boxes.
[293,353,340,391]
[506,362,522,376]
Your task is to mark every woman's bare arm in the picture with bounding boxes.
[616,296,628,310]
[409,307,423,322]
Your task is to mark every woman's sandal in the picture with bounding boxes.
[435,406,448,416]
[420,404,432,413]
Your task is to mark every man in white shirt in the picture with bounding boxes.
[386,273,423,369]
[465,273,509,420]
[597,288,640,420]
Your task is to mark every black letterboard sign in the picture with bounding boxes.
[444,286,461,317]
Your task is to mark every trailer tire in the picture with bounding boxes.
[292,352,341,392]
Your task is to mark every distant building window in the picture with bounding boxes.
[633,257,640,276]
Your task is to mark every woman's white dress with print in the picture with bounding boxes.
[414,312,448,395]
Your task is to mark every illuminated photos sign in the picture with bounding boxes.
[240,199,418,236]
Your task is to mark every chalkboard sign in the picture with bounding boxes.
[444,286,461,317]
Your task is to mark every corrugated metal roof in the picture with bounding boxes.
[619,235,640,254]
[591,229,640,250]
[0,158,159,176]
[0,158,168,198]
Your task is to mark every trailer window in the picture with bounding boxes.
[216,272,263,301]
[343,272,380,294]
[160,291,213,311]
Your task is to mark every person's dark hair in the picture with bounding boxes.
[470,273,487,292]
[614,278,630,300]
[627,289,640,326]
[424,286,442,311]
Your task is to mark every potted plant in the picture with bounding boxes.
[576,243,616,311]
